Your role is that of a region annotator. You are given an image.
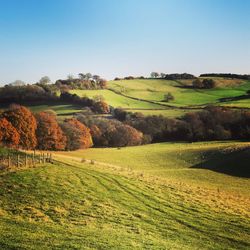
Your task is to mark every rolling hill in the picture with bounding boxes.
[0,77,250,249]
[0,141,249,249]
[69,78,250,118]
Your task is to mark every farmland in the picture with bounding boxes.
[70,78,250,118]
[0,141,249,249]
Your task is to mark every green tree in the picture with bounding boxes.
[39,76,51,85]
[164,92,174,102]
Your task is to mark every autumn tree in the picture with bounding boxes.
[0,118,20,147]
[61,118,93,150]
[90,125,104,145]
[92,100,110,114]
[109,124,143,147]
[192,79,204,88]
[98,79,107,89]
[36,112,67,150]
[1,105,37,149]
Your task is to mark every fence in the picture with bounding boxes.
[0,151,53,170]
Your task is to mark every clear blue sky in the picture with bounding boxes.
[0,0,249,83]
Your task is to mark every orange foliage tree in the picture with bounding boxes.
[0,118,20,147]
[61,118,93,150]
[92,101,110,114]
[2,105,37,149]
[36,112,67,150]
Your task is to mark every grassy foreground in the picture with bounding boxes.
[0,141,249,249]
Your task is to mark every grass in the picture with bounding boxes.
[70,89,165,109]
[1,141,250,249]
[221,99,250,108]
[28,103,84,115]
[69,79,250,117]
[54,141,250,196]
[108,79,250,107]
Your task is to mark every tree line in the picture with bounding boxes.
[0,104,250,151]
[0,105,93,150]
[113,106,250,142]
[0,86,110,114]
[0,104,144,150]
[200,73,250,80]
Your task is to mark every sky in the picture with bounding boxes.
[0,0,249,83]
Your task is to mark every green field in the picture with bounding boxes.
[108,79,250,107]
[70,89,165,109]
[68,78,250,118]
[0,142,249,249]
[28,104,84,115]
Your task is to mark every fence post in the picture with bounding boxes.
[8,155,11,168]
[43,153,45,163]
[32,153,34,166]
[25,154,27,167]
[17,154,20,168]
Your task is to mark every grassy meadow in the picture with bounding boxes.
[108,79,250,107]
[68,78,250,118]
[0,141,249,249]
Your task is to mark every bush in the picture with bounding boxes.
[163,92,174,102]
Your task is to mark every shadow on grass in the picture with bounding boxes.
[191,146,250,178]
[219,94,250,103]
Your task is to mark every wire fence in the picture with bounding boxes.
[0,151,53,170]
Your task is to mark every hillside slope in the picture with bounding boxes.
[1,141,249,249]
[0,156,249,249]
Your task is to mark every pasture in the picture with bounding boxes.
[68,78,250,118]
[0,141,249,249]
[28,104,83,115]
[108,79,250,107]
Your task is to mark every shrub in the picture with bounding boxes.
[163,92,174,102]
